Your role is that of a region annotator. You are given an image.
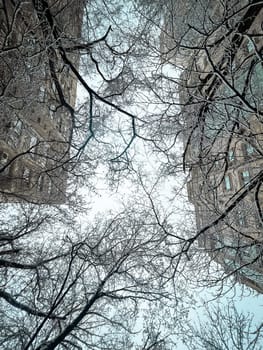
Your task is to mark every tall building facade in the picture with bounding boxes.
[162,1,263,292]
[0,0,84,204]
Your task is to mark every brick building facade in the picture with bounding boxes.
[161,1,263,292]
[0,0,83,203]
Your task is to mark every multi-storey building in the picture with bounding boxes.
[0,0,84,204]
[161,1,263,292]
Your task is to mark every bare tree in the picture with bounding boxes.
[181,302,263,350]
[0,195,188,349]
[0,0,263,349]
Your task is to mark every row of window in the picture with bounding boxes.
[228,143,255,163]
[6,127,49,167]
[211,143,255,172]
[21,168,53,195]
[236,212,263,229]
[224,169,250,191]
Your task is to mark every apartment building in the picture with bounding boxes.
[0,0,83,204]
[161,1,263,292]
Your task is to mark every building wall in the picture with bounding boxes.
[179,3,263,292]
[0,0,84,204]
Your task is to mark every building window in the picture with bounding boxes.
[241,170,250,185]
[59,118,63,132]
[7,119,22,148]
[0,151,9,167]
[49,104,56,120]
[38,175,44,192]
[1,152,8,161]
[29,135,38,148]
[29,134,38,159]
[228,149,235,162]
[255,213,263,228]
[22,168,31,186]
[236,211,247,227]
[39,86,45,102]
[243,143,254,158]
[14,119,22,136]
[224,175,232,191]
[47,179,52,195]
[51,81,56,92]
[24,168,30,179]
[247,40,254,53]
